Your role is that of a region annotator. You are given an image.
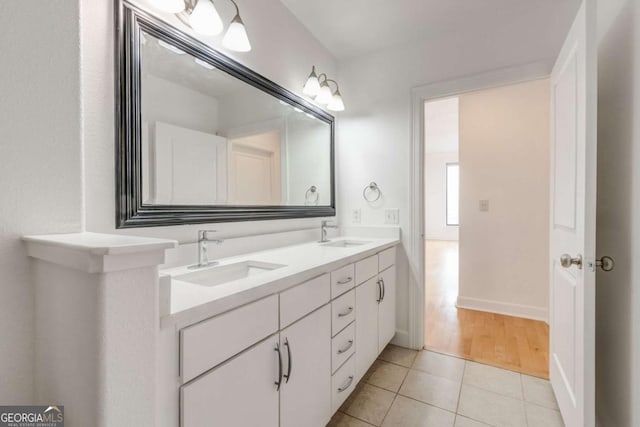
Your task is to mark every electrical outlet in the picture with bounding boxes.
[384,208,399,224]
[352,208,361,224]
[479,200,490,212]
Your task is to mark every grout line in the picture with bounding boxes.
[379,393,398,426]
[455,360,466,414]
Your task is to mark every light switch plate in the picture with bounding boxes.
[384,208,399,224]
[352,209,361,224]
[479,200,490,212]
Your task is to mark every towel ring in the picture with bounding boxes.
[363,182,381,202]
[305,186,319,205]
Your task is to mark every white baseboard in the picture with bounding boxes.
[456,295,548,322]
[390,329,411,349]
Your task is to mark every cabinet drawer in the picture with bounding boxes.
[330,263,355,298]
[331,289,355,337]
[180,294,278,383]
[332,322,355,374]
[331,355,356,413]
[280,274,330,329]
[355,255,378,285]
[378,246,396,272]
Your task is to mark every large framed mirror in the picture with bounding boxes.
[116,2,335,228]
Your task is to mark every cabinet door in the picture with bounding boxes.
[355,277,380,382]
[378,266,397,352]
[280,305,331,427]
[180,336,279,427]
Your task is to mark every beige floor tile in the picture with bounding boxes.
[454,415,491,427]
[365,360,409,392]
[458,384,527,427]
[525,402,565,427]
[398,369,461,412]
[381,395,455,427]
[378,344,418,367]
[328,411,375,427]
[412,351,465,382]
[341,384,396,426]
[463,361,523,399]
[521,375,559,409]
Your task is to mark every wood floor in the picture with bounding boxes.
[424,240,550,379]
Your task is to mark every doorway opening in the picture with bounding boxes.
[422,80,551,379]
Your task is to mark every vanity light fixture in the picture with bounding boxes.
[151,0,252,52]
[302,66,345,111]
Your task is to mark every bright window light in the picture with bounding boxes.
[446,163,459,226]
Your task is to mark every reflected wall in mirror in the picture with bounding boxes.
[116,3,335,227]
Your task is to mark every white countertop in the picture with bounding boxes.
[161,236,400,328]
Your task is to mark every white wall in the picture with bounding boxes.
[81,0,337,243]
[595,0,640,425]
[337,9,572,344]
[456,79,550,321]
[0,1,83,403]
[425,152,459,241]
[142,75,220,134]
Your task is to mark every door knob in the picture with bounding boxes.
[591,256,615,272]
[560,254,583,269]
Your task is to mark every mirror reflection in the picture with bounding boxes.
[140,31,332,206]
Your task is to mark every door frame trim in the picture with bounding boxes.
[407,61,552,350]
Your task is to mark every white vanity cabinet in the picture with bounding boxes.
[355,247,397,382]
[279,305,332,427]
[174,243,398,427]
[181,335,280,427]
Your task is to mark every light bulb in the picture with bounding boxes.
[223,15,251,52]
[189,0,223,36]
[303,67,321,97]
[151,0,185,13]
[315,82,333,105]
[327,90,345,112]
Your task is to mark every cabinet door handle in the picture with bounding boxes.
[338,375,354,392]
[338,306,354,317]
[274,343,283,391]
[337,277,353,285]
[380,277,386,302]
[376,279,382,303]
[283,338,292,384]
[337,340,354,354]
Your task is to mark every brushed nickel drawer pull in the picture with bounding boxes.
[337,277,353,285]
[338,375,354,392]
[337,340,354,354]
[338,306,354,317]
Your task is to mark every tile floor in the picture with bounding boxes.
[328,345,564,427]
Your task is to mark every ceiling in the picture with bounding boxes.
[279,0,581,60]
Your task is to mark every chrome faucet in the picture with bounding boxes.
[190,230,224,269]
[319,220,339,243]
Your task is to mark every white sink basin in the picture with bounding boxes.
[321,240,371,248]
[174,261,286,287]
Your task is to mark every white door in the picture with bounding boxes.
[549,1,597,426]
[180,336,280,427]
[355,277,380,382]
[228,129,282,205]
[279,305,332,427]
[378,266,397,352]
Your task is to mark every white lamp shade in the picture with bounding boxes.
[189,0,224,36]
[223,16,252,52]
[315,83,333,105]
[151,0,185,13]
[303,72,321,96]
[327,92,345,111]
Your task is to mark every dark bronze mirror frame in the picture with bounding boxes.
[115,1,336,228]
